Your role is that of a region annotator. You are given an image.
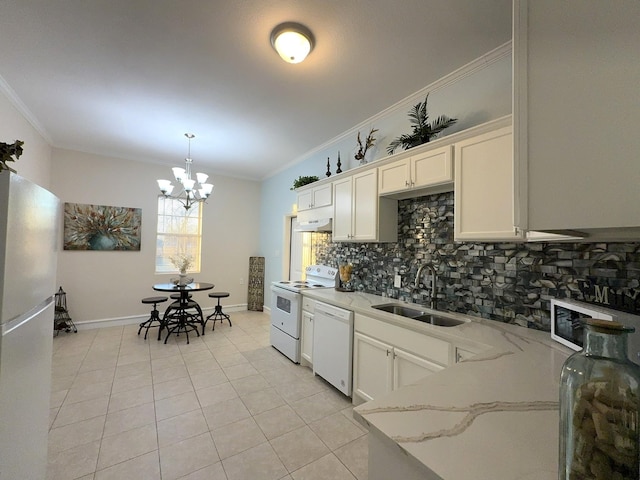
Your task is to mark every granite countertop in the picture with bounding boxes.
[302,289,572,480]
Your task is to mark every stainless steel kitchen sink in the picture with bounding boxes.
[371,304,426,318]
[371,303,465,327]
[413,315,465,327]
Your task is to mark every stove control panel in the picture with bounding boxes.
[305,265,337,279]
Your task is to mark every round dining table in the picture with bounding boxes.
[153,282,214,343]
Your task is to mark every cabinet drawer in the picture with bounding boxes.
[302,298,315,313]
[355,313,450,366]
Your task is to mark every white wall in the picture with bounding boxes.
[50,148,261,324]
[0,89,52,188]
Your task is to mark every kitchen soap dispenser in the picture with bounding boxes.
[559,319,640,479]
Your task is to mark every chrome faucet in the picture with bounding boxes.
[414,263,437,310]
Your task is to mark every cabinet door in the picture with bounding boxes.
[378,159,410,195]
[454,126,524,241]
[297,190,313,212]
[393,348,444,391]
[353,332,393,403]
[515,1,640,233]
[301,310,313,364]
[332,177,353,241]
[411,146,453,189]
[312,184,332,208]
[352,169,378,241]
[454,346,477,364]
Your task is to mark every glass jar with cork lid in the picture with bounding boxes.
[559,318,640,480]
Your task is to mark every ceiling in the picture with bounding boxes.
[0,1,512,180]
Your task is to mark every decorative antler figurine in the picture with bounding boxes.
[354,128,378,165]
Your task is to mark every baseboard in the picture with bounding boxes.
[73,303,258,330]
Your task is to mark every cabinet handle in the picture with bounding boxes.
[405,180,410,187]
[393,351,397,359]
[386,349,390,356]
[411,181,415,187]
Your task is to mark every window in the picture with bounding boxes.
[155,197,202,274]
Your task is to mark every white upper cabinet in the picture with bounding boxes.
[296,183,333,224]
[296,183,332,212]
[513,0,640,238]
[377,160,409,195]
[333,169,397,242]
[378,146,454,198]
[454,125,524,241]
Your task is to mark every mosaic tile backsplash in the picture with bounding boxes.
[315,192,640,331]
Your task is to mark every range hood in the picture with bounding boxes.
[295,218,332,232]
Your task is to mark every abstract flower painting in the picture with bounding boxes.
[63,203,142,251]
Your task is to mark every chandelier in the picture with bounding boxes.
[157,133,214,210]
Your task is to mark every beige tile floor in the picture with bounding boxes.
[48,310,368,480]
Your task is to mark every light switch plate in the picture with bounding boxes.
[394,274,401,288]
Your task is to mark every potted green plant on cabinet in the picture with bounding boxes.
[387,94,457,154]
[0,140,24,174]
[290,175,319,190]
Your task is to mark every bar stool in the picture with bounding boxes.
[206,292,232,330]
[163,295,205,340]
[138,296,168,340]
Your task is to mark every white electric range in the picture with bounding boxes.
[270,265,338,362]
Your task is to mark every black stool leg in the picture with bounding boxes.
[206,297,232,331]
[138,301,162,340]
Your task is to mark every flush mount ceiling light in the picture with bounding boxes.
[270,22,315,64]
[157,133,214,211]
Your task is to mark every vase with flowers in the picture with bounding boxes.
[354,128,378,166]
[170,253,194,286]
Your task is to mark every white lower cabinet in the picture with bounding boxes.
[353,332,393,402]
[454,345,478,363]
[300,298,315,366]
[392,347,443,391]
[353,314,449,404]
[301,310,313,365]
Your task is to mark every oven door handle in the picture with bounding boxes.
[271,285,299,301]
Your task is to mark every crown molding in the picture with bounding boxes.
[265,41,512,180]
[0,74,53,144]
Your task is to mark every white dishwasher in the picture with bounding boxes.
[312,301,353,396]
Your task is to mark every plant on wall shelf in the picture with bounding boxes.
[290,175,319,190]
[354,127,378,165]
[387,94,457,154]
[0,140,24,174]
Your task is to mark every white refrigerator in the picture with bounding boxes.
[0,173,60,480]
